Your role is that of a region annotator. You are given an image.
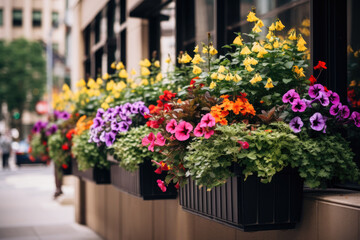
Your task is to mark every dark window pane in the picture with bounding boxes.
[52,11,59,27]
[195,0,215,44]
[13,9,22,26]
[95,48,103,77]
[0,9,3,26]
[84,27,90,56]
[120,29,126,66]
[95,13,101,43]
[120,0,126,24]
[32,10,42,27]
[107,0,115,38]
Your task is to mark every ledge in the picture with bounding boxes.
[304,188,360,209]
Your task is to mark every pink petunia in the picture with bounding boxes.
[200,113,216,128]
[155,132,166,146]
[193,123,205,137]
[203,129,214,139]
[175,121,193,141]
[166,119,178,134]
[142,132,156,152]
[157,179,167,192]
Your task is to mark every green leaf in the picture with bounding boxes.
[284,61,294,69]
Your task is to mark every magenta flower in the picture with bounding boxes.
[310,112,326,131]
[291,99,307,112]
[326,91,340,105]
[350,111,360,127]
[203,129,214,139]
[155,132,166,146]
[302,99,312,108]
[308,84,324,98]
[339,105,350,119]
[330,103,342,116]
[119,122,129,132]
[142,132,156,152]
[282,89,300,104]
[200,113,216,128]
[194,123,205,137]
[315,91,330,106]
[157,179,167,192]
[166,119,178,134]
[289,116,304,133]
[175,121,193,141]
[105,131,117,147]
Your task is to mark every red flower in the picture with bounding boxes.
[159,90,176,101]
[153,161,169,174]
[323,86,329,92]
[149,105,160,114]
[29,155,35,162]
[62,163,68,169]
[175,182,180,189]
[309,75,317,85]
[189,77,204,90]
[66,129,76,140]
[62,143,69,151]
[144,114,152,119]
[146,118,164,129]
[314,61,327,70]
[42,141,47,146]
[28,147,32,153]
[156,100,164,108]
[163,103,172,112]
[75,113,80,117]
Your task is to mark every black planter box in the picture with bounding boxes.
[62,160,72,175]
[71,158,111,184]
[179,166,303,231]
[108,155,177,200]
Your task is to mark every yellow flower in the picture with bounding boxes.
[156,72,163,81]
[209,81,216,89]
[247,11,259,22]
[355,51,359,58]
[202,47,208,54]
[302,19,310,27]
[102,73,110,80]
[87,78,96,88]
[180,53,192,63]
[269,23,276,31]
[293,66,305,78]
[119,69,128,78]
[165,57,171,63]
[349,80,356,87]
[193,65,202,75]
[243,57,258,66]
[140,58,151,67]
[273,40,280,48]
[275,20,285,31]
[96,78,103,85]
[153,60,160,68]
[194,45,199,53]
[130,68,136,75]
[101,102,110,110]
[218,65,226,73]
[141,67,151,76]
[225,73,234,81]
[264,43,273,50]
[131,83,138,89]
[106,80,115,91]
[288,29,297,40]
[111,62,116,69]
[257,47,268,58]
[240,46,252,55]
[347,45,354,53]
[233,35,243,46]
[266,31,273,40]
[256,19,264,28]
[218,73,225,80]
[234,74,242,82]
[76,79,86,88]
[264,78,274,89]
[245,65,254,72]
[116,62,125,70]
[211,72,218,79]
[252,24,262,33]
[250,73,262,85]
[62,84,70,92]
[141,79,149,85]
[251,42,262,52]
[127,78,134,84]
[297,35,307,51]
[209,46,218,55]
[298,27,310,37]
[105,96,113,103]
[192,54,205,64]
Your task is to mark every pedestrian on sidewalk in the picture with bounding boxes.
[0,132,12,170]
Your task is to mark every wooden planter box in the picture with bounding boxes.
[179,165,303,231]
[108,155,177,200]
[71,158,111,184]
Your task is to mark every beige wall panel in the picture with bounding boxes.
[0,27,5,39]
[105,186,121,240]
[32,28,43,40]
[193,213,237,240]
[85,181,97,231]
[80,0,108,30]
[119,191,153,240]
[94,184,107,239]
[12,28,24,39]
[32,0,43,9]
[318,202,359,240]
[11,0,23,8]
[127,0,142,12]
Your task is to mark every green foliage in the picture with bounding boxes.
[110,126,164,171]
[71,130,109,171]
[185,122,359,189]
[29,134,46,158]
[48,130,69,167]
[0,39,46,114]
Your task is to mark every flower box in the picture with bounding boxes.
[71,158,111,184]
[179,165,303,231]
[108,155,177,200]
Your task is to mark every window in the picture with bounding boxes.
[195,0,215,45]
[160,2,176,71]
[94,13,101,44]
[32,10,42,27]
[13,9,22,27]
[52,11,59,27]
[0,9,3,26]
[53,43,59,52]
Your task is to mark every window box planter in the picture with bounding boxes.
[108,155,177,200]
[71,158,111,184]
[179,165,303,231]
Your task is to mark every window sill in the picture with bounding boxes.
[304,188,360,209]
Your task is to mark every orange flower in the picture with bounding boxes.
[219,118,228,125]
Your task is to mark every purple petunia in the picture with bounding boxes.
[105,131,117,147]
[310,112,326,131]
[139,106,150,116]
[329,103,342,116]
[282,89,300,104]
[291,99,307,112]
[289,116,304,133]
[96,108,105,118]
[326,91,340,105]
[315,91,330,106]
[339,105,350,119]
[111,120,121,131]
[119,122,129,132]
[350,111,360,127]
[92,117,104,129]
[308,84,324,98]
[46,124,58,136]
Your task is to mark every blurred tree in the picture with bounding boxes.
[0,39,46,132]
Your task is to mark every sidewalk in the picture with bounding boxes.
[0,163,102,240]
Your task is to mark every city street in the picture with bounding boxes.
[0,161,102,240]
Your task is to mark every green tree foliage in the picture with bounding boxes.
[0,39,46,116]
